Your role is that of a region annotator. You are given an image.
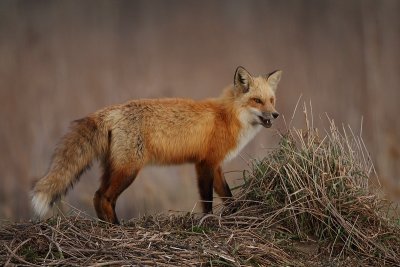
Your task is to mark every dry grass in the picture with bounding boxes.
[1,108,399,266]
[0,213,294,266]
[228,105,400,265]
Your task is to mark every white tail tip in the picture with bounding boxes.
[31,192,51,218]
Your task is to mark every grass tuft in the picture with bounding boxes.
[223,108,400,265]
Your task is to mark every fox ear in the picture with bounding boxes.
[234,66,252,93]
[266,70,282,92]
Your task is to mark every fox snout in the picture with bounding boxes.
[258,111,279,128]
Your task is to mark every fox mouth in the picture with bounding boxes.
[258,116,272,128]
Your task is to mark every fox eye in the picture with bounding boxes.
[252,98,263,104]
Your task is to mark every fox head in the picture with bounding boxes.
[231,66,282,128]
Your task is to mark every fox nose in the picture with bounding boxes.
[272,112,279,119]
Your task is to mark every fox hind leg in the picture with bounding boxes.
[94,130,145,224]
[93,166,111,222]
[94,165,139,224]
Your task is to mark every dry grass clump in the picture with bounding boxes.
[1,108,399,266]
[228,109,400,265]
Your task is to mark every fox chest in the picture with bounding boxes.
[223,125,262,163]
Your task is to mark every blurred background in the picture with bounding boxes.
[0,0,399,221]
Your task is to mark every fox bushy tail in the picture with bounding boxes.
[31,117,108,218]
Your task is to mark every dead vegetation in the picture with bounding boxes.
[1,108,399,266]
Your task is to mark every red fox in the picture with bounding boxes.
[31,66,282,224]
